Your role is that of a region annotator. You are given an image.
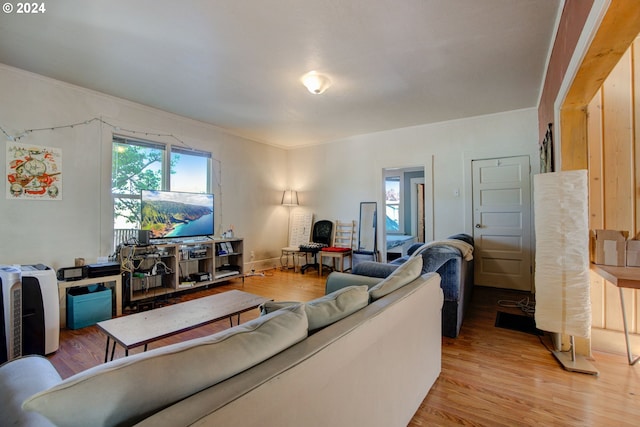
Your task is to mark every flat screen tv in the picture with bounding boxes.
[140,190,214,240]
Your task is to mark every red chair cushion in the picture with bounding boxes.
[322,247,351,253]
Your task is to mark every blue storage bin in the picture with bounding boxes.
[67,285,112,329]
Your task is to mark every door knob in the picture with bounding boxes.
[475,224,482,228]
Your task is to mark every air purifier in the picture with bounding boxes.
[0,265,22,363]
[20,264,59,355]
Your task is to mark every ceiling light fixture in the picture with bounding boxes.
[301,71,331,95]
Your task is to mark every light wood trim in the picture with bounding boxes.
[634,39,640,236]
[602,49,634,232]
[559,0,640,355]
[592,263,640,289]
[587,89,604,229]
[563,0,640,109]
[561,0,640,171]
[560,107,589,170]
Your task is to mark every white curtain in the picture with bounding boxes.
[534,170,591,338]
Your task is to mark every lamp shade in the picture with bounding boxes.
[533,170,591,338]
[281,190,299,206]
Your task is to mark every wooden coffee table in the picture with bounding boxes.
[97,290,271,362]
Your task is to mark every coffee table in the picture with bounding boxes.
[97,290,271,362]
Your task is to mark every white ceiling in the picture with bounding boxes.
[0,0,561,149]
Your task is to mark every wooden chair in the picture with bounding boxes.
[319,220,356,276]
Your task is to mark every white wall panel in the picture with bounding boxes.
[0,65,289,268]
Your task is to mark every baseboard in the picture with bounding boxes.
[245,257,280,272]
[591,327,640,357]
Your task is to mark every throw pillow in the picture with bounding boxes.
[305,285,369,332]
[260,285,369,332]
[368,255,423,301]
[260,300,298,315]
[23,304,308,427]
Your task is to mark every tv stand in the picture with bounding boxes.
[119,238,244,303]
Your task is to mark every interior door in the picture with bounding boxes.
[472,156,532,291]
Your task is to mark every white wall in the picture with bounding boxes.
[0,65,290,268]
[288,108,540,251]
[0,64,540,270]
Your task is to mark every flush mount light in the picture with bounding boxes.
[301,71,331,95]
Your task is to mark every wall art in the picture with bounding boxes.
[6,143,62,200]
[540,123,554,173]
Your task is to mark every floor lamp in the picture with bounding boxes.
[281,189,299,240]
[533,170,598,375]
[281,190,299,269]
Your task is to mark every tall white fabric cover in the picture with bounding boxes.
[534,170,591,338]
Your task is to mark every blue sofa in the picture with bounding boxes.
[330,234,474,338]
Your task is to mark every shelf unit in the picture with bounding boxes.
[57,274,123,328]
[120,238,243,302]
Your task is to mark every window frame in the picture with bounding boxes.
[111,135,212,235]
[384,173,403,235]
[170,146,212,194]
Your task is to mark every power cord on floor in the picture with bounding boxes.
[497,297,536,316]
[497,297,556,354]
[244,267,278,278]
[245,269,265,278]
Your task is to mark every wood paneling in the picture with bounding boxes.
[561,0,640,171]
[588,91,606,328]
[562,0,640,352]
[560,107,589,170]
[563,0,640,109]
[46,270,640,425]
[588,89,604,229]
[602,49,634,232]
[587,43,640,337]
[635,40,640,235]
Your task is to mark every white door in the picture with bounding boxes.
[472,156,532,291]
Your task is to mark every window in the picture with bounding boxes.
[111,136,211,233]
[112,137,165,230]
[385,175,401,233]
[170,147,211,193]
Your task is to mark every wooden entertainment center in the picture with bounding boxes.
[119,238,244,302]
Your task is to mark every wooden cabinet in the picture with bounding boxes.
[120,238,243,302]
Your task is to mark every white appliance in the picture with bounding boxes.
[20,264,59,355]
[0,265,22,363]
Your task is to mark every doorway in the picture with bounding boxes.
[472,155,532,292]
[381,160,433,262]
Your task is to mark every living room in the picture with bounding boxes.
[2,0,640,425]
[0,2,548,274]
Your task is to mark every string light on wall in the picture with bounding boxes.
[0,117,193,148]
[2,117,230,234]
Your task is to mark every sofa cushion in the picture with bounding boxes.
[352,261,399,278]
[324,272,382,295]
[0,356,60,427]
[261,285,369,332]
[369,255,423,300]
[23,304,308,427]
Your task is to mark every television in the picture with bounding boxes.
[140,190,214,240]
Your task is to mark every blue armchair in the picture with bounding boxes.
[345,234,474,338]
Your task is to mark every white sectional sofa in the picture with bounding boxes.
[0,256,443,427]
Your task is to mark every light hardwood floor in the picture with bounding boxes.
[49,269,640,426]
